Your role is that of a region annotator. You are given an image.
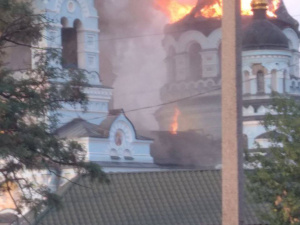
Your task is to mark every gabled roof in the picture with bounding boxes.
[255,130,285,140]
[55,109,152,141]
[34,170,264,225]
[55,118,109,138]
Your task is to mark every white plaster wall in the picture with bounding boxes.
[88,138,153,163]
[162,28,221,81]
[243,121,266,149]
[242,49,291,95]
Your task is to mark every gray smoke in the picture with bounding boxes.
[96,0,168,130]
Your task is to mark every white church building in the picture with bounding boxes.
[156,0,300,151]
[30,0,154,165]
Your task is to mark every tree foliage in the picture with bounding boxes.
[0,0,108,214]
[246,93,300,225]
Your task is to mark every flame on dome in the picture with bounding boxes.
[154,0,281,22]
[154,0,196,23]
[170,107,181,135]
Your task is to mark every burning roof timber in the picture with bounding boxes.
[163,0,299,38]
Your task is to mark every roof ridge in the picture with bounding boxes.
[106,168,221,176]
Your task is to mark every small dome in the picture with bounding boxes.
[251,0,268,10]
[243,19,289,50]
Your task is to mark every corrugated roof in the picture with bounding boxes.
[34,170,264,225]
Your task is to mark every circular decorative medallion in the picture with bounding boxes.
[67,1,76,13]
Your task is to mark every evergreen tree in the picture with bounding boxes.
[0,0,108,214]
[246,93,300,225]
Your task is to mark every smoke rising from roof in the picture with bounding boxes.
[96,0,168,131]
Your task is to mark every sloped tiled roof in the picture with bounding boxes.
[255,130,285,140]
[55,110,152,141]
[0,212,18,225]
[34,170,264,225]
[55,118,109,138]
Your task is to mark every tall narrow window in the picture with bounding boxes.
[61,20,78,68]
[283,70,287,93]
[243,134,248,150]
[188,43,202,81]
[218,43,222,77]
[257,70,265,94]
[166,47,176,81]
[244,71,250,94]
[271,69,277,92]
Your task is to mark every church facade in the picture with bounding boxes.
[31,0,153,164]
[156,0,300,150]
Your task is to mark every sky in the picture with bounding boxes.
[285,0,300,23]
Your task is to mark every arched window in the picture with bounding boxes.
[166,47,176,81]
[61,18,81,68]
[124,149,134,160]
[257,70,265,94]
[244,71,250,94]
[291,81,296,92]
[283,70,287,93]
[243,134,248,150]
[110,149,120,160]
[271,69,277,92]
[188,43,202,81]
[218,43,222,77]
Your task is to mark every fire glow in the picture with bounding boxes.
[170,107,181,135]
[154,0,280,22]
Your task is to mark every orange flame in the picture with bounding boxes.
[170,107,180,134]
[154,0,196,23]
[154,0,280,22]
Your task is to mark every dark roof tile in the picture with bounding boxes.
[34,170,265,225]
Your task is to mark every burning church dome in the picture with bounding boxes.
[153,0,300,166]
[243,0,289,50]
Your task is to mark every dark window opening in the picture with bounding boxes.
[243,134,248,150]
[257,70,265,94]
[189,43,202,81]
[61,28,78,68]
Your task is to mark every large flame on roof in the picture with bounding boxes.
[154,0,280,22]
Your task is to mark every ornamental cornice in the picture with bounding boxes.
[55,0,90,17]
[243,54,290,59]
[85,87,113,97]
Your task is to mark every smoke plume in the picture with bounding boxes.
[96,0,169,131]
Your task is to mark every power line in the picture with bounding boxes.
[59,65,300,127]
[40,13,300,45]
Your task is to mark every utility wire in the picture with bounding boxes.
[22,12,300,46]
[58,63,300,127]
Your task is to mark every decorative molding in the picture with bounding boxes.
[107,121,134,155]
[67,0,76,13]
[78,28,100,33]
[243,55,290,59]
[85,87,112,97]
[55,0,90,17]
[77,50,100,54]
